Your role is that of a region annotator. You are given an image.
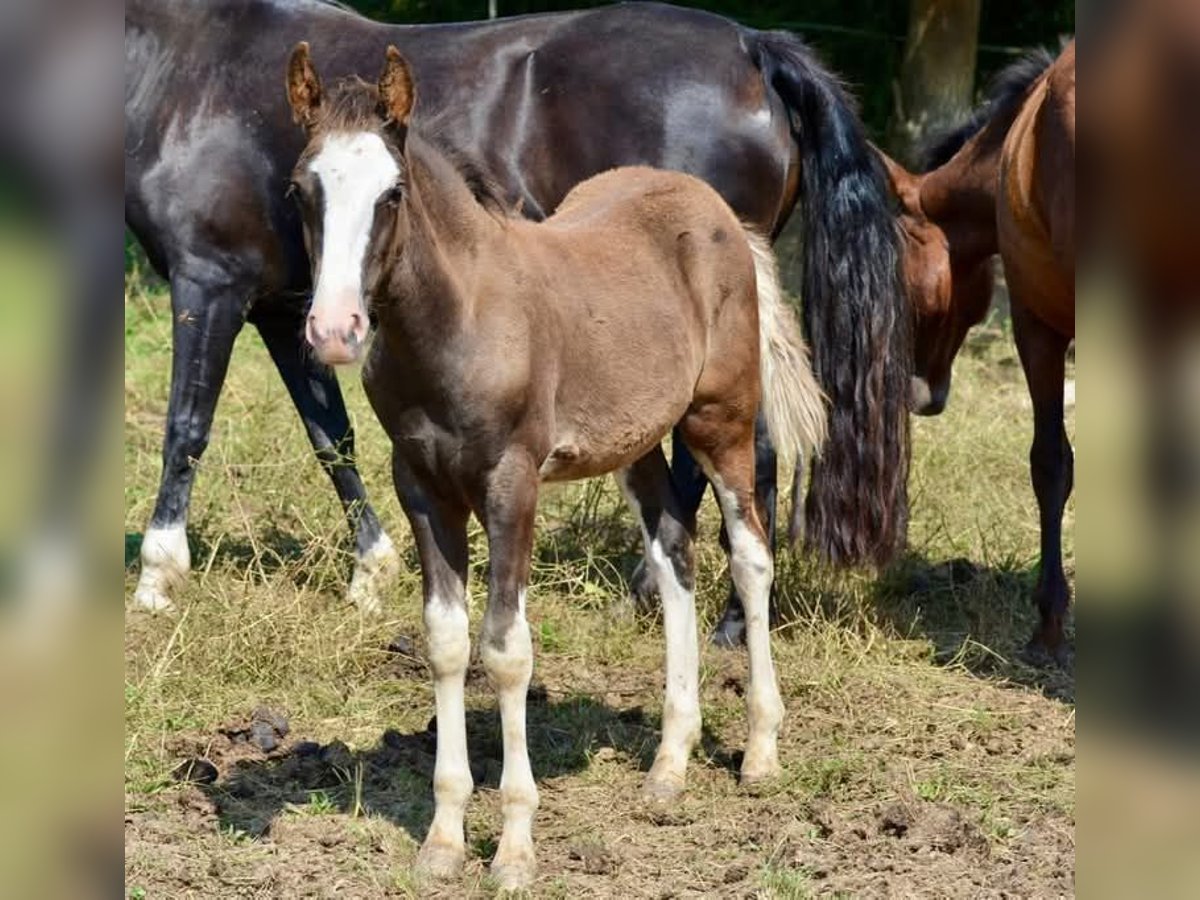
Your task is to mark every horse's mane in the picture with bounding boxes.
[921,48,1056,172]
[313,77,509,216]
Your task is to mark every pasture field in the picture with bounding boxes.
[124,270,1075,898]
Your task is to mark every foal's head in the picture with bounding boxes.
[286,43,416,366]
[877,151,994,416]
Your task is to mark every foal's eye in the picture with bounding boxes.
[382,185,404,206]
[285,180,302,201]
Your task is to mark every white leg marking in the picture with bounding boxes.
[709,476,784,783]
[347,531,400,615]
[617,473,701,800]
[133,523,190,612]
[418,599,472,877]
[481,589,538,889]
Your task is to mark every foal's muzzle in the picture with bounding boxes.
[306,302,367,366]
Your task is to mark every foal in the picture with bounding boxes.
[285,44,826,887]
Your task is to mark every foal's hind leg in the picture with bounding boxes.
[682,412,784,783]
[711,415,781,648]
[617,446,701,802]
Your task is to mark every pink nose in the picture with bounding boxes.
[306,310,367,365]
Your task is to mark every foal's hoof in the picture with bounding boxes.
[627,559,659,615]
[641,772,686,805]
[740,761,782,787]
[131,585,174,614]
[415,839,465,879]
[490,855,536,892]
[347,532,400,616]
[740,747,782,787]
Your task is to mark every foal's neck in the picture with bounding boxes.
[380,135,503,344]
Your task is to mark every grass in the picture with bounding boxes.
[124,273,1075,897]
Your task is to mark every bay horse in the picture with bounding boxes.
[125,0,910,619]
[283,43,827,887]
[871,44,1075,662]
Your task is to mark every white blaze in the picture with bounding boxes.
[308,132,400,314]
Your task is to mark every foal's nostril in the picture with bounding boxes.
[345,312,366,346]
[306,314,324,347]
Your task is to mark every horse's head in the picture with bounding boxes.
[285,43,416,366]
[878,150,994,416]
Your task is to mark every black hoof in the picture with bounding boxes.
[1022,634,1072,669]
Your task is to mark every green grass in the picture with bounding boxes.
[124,276,1075,898]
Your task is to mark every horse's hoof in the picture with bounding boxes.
[627,559,658,615]
[709,616,746,649]
[490,854,536,892]
[347,532,400,616]
[415,839,465,879]
[1023,634,1072,669]
[641,772,685,805]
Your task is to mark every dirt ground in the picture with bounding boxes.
[124,278,1075,898]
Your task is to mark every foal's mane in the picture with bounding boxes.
[921,48,1056,172]
[310,76,510,216]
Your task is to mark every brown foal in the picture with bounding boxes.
[876,44,1076,661]
[285,44,826,888]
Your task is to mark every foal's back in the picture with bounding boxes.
[495,166,762,479]
[543,165,757,321]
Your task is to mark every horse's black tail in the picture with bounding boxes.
[750,30,911,567]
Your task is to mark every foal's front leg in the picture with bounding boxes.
[393,460,473,878]
[479,452,541,890]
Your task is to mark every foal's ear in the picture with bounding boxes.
[378,46,416,126]
[871,143,922,215]
[287,41,323,128]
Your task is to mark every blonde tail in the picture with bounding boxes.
[745,229,828,463]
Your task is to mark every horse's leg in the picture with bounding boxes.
[683,414,784,783]
[133,272,249,610]
[394,456,473,879]
[711,414,780,648]
[479,451,540,890]
[1011,301,1073,663]
[617,446,701,802]
[254,307,398,613]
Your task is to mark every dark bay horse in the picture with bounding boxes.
[872,45,1075,661]
[125,0,910,615]
[284,43,827,886]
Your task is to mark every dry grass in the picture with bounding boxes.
[124,280,1075,898]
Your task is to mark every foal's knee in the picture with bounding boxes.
[481,602,533,691]
[425,602,470,678]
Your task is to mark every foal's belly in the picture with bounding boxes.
[538,393,694,482]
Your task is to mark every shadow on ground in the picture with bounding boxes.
[198,690,731,846]
[774,551,1075,704]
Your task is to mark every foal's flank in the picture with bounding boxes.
[285,43,826,890]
